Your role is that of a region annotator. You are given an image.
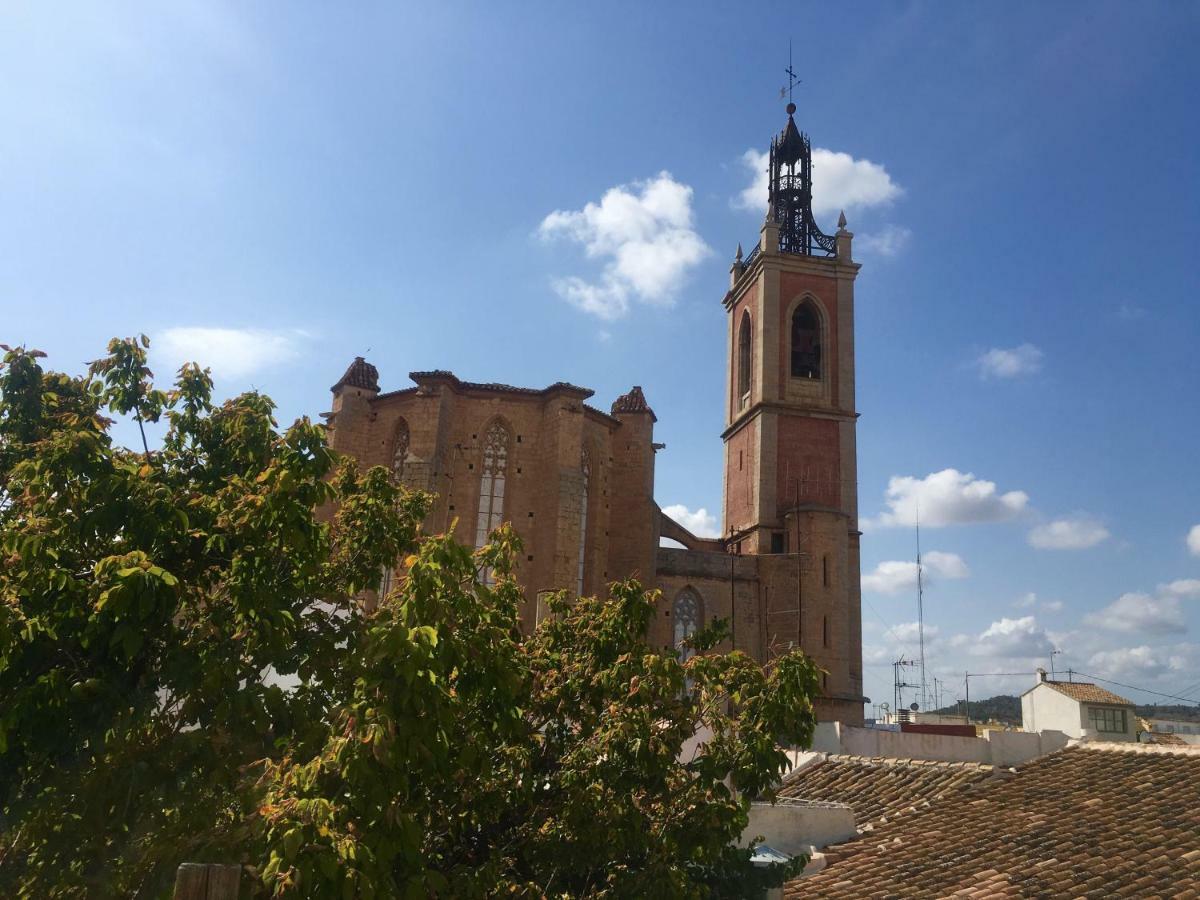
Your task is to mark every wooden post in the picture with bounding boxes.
[173,863,241,900]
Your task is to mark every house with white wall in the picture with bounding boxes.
[1020,669,1137,741]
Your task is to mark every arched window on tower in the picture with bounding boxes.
[576,449,590,595]
[390,418,410,482]
[791,300,822,379]
[673,590,701,661]
[475,422,510,583]
[737,311,752,406]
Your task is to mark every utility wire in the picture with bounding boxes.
[1072,670,1200,706]
[1164,676,1200,703]
[861,594,907,648]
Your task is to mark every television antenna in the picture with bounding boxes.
[893,656,922,718]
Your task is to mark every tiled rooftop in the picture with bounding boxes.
[331,356,380,392]
[1042,679,1132,706]
[610,385,656,420]
[1142,730,1189,746]
[408,370,594,399]
[787,743,1200,898]
[778,755,998,832]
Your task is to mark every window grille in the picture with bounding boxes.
[673,590,701,661]
[475,422,510,583]
[1088,706,1127,733]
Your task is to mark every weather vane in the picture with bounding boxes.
[781,39,801,103]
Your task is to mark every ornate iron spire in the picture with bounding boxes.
[768,102,836,258]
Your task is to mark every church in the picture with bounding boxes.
[323,103,867,725]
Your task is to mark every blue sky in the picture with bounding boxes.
[4,2,1199,711]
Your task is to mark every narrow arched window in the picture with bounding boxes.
[673,590,701,661]
[390,418,410,482]
[576,450,590,595]
[474,422,510,585]
[474,422,510,549]
[737,311,752,404]
[791,300,821,379]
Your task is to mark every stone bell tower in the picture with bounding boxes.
[721,101,864,712]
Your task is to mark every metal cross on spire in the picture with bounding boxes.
[782,39,801,104]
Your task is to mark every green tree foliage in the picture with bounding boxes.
[0,339,821,898]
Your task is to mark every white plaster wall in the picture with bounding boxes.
[741,802,856,855]
[986,728,1069,765]
[798,722,1068,767]
[1022,684,1087,738]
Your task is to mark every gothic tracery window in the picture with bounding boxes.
[576,450,590,595]
[791,300,821,379]
[391,418,410,482]
[474,421,510,549]
[378,418,412,599]
[737,311,752,404]
[673,590,701,661]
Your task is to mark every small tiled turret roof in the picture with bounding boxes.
[332,357,379,393]
[611,385,656,421]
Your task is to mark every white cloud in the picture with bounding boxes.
[976,343,1044,379]
[539,172,710,320]
[1015,592,1064,613]
[861,551,968,594]
[891,621,940,644]
[154,327,304,380]
[867,468,1030,529]
[973,616,1055,658]
[1028,516,1110,550]
[1160,579,1200,599]
[857,225,912,258]
[1188,524,1200,557]
[863,644,891,665]
[735,148,902,219]
[1086,645,1183,682]
[661,504,719,538]
[1084,591,1186,636]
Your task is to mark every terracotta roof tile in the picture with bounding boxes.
[1042,679,1133,705]
[778,754,997,832]
[407,370,594,399]
[610,385,656,420]
[332,356,379,392]
[787,744,1200,898]
[1141,730,1188,746]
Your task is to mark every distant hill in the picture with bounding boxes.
[1134,704,1200,723]
[933,694,1020,724]
[933,695,1200,726]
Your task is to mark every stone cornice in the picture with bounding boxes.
[722,400,858,440]
[724,251,860,310]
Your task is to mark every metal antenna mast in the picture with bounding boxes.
[893,656,922,720]
[916,503,927,711]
